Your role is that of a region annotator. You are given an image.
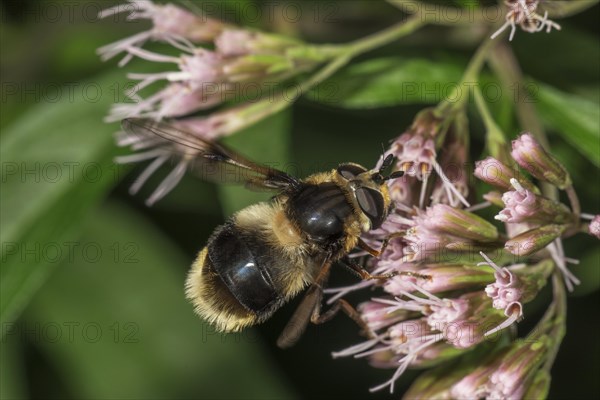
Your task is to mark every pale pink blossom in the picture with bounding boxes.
[491,0,561,41]
[98,0,225,66]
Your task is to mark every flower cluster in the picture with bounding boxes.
[328,118,592,393]
[403,296,564,399]
[98,0,336,205]
[491,0,561,41]
[476,133,581,290]
[383,108,470,209]
[100,0,327,123]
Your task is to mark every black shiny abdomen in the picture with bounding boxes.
[287,182,353,244]
[207,224,278,313]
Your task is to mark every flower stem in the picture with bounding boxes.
[227,14,429,137]
[543,272,567,372]
[488,43,558,201]
[437,36,497,115]
[316,13,426,59]
[343,14,426,57]
[233,55,352,132]
[473,85,509,162]
[565,185,581,217]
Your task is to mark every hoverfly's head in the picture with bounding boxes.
[336,154,404,230]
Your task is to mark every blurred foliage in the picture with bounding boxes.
[1,70,125,327]
[1,1,599,399]
[533,82,600,167]
[307,57,464,107]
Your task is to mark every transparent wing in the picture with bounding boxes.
[121,118,300,191]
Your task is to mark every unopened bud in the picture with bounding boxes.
[425,204,499,242]
[475,156,537,192]
[505,224,567,256]
[511,133,571,189]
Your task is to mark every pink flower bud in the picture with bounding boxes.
[424,204,499,242]
[511,133,571,189]
[474,157,517,190]
[215,29,256,56]
[505,224,567,256]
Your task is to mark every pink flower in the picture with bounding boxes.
[107,82,224,122]
[589,215,600,239]
[474,156,537,192]
[496,179,574,225]
[332,287,505,392]
[114,106,249,205]
[426,298,470,329]
[98,0,226,66]
[486,338,549,399]
[396,204,499,262]
[478,253,558,336]
[391,133,436,179]
[99,4,321,123]
[385,109,470,208]
[497,184,538,222]
[491,0,561,41]
[215,29,257,56]
[357,301,413,333]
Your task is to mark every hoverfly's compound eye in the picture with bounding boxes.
[355,187,386,229]
[337,163,367,180]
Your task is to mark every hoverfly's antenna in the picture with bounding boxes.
[372,155,403,184]
[379,154,394,174]
[384,170,404,180]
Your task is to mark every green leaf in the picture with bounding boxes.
[306,57,463,109]
[218,109,292,215]
[22,201,295,399]
[0,333,27,400]
[533,82,600,167]
[0,70,126,327]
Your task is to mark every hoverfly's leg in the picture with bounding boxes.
[341,257,431,281]
[277,259,332,349]
[357,232,404,258]
[310,298,375,339]
[356,238,381,257]
[340,257,397,280]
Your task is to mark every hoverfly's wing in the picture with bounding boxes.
[121,118,300,191]
[276,259,332,349]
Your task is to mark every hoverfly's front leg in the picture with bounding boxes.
[310,297,375,339]
[340,257,397,280]
[340,257,431,282]
[357,232,405,258]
